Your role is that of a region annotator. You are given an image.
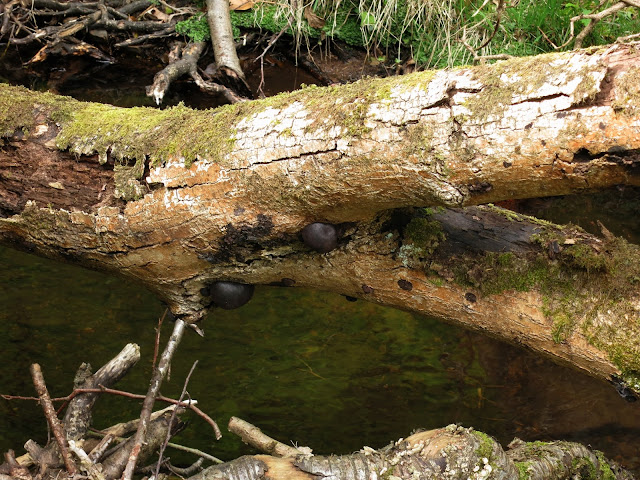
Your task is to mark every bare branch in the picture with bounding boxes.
[30,364,77,475]
[228,416,309,458]
[121,318,187,480]
[153,360,199,479]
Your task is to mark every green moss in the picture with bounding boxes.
[457,251,551,295]
[572,457,598,479]
[175,13,210,42]
[437,206,640,379]
[522,440,552,456]
[398,216,445,268]
[570,451,618,480]
[0,84,73,137]
[563,243,608,272]
[515,461,532,480]
[594,450,616,480]
[549,311,573,344]
[54,100,257,169]
[404,217,445,250]
[472,430,495,460]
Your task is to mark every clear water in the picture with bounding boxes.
[1,233,639,472]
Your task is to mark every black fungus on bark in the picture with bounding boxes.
[301,222,338,253]
[209,281,255,310]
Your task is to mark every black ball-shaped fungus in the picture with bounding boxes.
[210,281,255,310]
[301,222,338,253]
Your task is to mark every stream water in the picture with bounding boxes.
[1,49,640,473]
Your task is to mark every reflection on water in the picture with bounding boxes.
[0,238,639,472]
[2,44,640,473]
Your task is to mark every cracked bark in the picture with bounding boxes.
[188,423,632,480]
[1,44,640,392]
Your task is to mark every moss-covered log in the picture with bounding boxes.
[189,424,632,480]
[1,43,640,393]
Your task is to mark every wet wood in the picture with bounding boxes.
[191,421,631,480]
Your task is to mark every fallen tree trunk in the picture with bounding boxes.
[195,419,634,480]
[1,43,640,392]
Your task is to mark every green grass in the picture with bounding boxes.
[175,0,639,69]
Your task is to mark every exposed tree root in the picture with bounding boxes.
[147,41,247,105]
[0,0,254,104]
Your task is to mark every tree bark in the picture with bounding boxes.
[1,43,640,392]
[189,423,632,480]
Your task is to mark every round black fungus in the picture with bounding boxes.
[465,292,477,303]
[362,284,374,294]
[301,222,338,253]
[281,278,296,287]
[344,295,358,302]
[398,279,413,291]
[210,281,255,310]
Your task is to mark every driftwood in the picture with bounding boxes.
[1,345,633,480]
[0,343,205,480]
[191,417,634,480]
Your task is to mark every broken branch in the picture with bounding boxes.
[30,364,77,475]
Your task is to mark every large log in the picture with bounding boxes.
[1,43,640,391]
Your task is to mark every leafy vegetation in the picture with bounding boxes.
[175,13,211,42]
[175,0,638,68]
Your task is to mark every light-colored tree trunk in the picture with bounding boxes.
[1,43,640,392]
[190,423,630,480]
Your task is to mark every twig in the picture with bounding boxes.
[2,385,220,437]
[61,343,140,442]
[88,430,223,464]
[556,0,630,49]
[30,364,77,475]
[121,318,187,480]
[4,450,31,478]
[113,25,176,47]
[88,433,116,463]
[153,309,168,371]
[461,28,512,64]
[474,0,505,51]
[255,20,292,97]
[154,360,199,479]
[166,458,204,476]
[162,444,222,464]
[68,440,106,480]
[617,32,640,43]
[228,416,310,458]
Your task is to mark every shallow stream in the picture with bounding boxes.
[1,50,640,473]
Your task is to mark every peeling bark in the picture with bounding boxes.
[190,424,632,480]
[1,44,640,392]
